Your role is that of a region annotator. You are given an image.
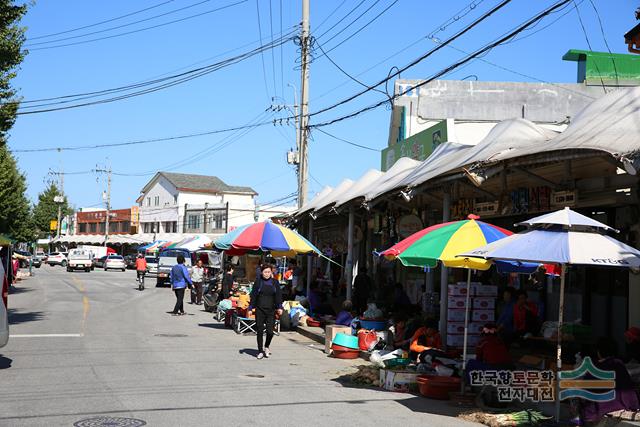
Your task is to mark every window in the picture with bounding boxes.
[209,211,227,231]
[89,223,97,233]
[143,222,151,233]
[154,196,160,206]
[147,197,151,207]
[98,223,106,233]
[163,221,177,233]
[187,214,200,230]
[79,223,87,233]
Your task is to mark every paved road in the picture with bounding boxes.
[1,266,478,427]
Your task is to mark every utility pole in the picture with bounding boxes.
[297,0,310,208]
[95,166,112,247]
[47,168,65,239]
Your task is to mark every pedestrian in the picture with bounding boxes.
[190,259,205,305]
[249,264,283,360]
[135,254,147,283]
[352,268,372,315]
[220,264,234,301]
[170,254,192,316]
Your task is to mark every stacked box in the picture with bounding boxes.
[446,283,498,348]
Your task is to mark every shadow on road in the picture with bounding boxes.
[0,355,12,369]
[198,323,227,330]
[238,348,260,357]
[8,286,32,295]
[8,308,46,325]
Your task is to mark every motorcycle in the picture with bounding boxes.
[202,270,221,312]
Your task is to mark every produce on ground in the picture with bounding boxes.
[460,410,551,427]
[350,365,380,386]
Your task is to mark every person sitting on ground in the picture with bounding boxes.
[307,282,335,316]
[578,337,640,425]
[410,318,444,363]
[466,323,513,384]
[624,327,640,363]
[390,312,410,350]
[335,300,354,327]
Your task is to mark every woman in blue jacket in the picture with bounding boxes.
[170,254,193,316]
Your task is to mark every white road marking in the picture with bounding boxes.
[10,334,83,338]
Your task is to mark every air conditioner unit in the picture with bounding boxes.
[551,190,577,207]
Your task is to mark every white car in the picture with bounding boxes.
[104,255,126,271]
[47,252,68,267]
[1,260,8,348]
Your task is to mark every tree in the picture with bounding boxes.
[32,183,70,235]
[0,1,27,140]
[0,144,34,241]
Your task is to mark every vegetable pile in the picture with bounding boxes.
[460,410,551,426]
[350,365,380,386]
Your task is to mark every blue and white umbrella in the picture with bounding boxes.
[459,207,640,421]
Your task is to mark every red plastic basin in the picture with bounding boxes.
[331,346,360,359]
[417,375,461,400]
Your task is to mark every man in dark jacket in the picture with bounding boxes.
[352,268,372,315]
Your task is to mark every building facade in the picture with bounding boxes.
[75,208,135,235]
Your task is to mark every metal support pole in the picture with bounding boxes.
[440,190,451,344]
[297,0,310,208]
[346,206,355,301]
[555,265,567,422]
[306,218,314,297]
[104,168,111,247]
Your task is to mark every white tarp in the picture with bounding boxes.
[310,179,356,213]
[333,169,383,209]
[296,186,334,216]
[401,118,557,189]
[363,157,421,202]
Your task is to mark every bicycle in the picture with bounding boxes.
[136,271,145,291]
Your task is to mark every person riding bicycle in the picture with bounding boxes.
[135,254,147,281]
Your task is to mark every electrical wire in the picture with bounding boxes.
[268,0,279,98]
[314,128,379,152]
[315,0,381,47]
[255,0,271,102]
[16,33,296,114]
[279,0,285,98]
[314,0,348,31]
[26,0,214,47]
[587,0,619,86]
[307,0,514,121]
[28,0,248,51]
[29,0,177,40]
[572,0,608,93]
[310,0,573,128]
[314,0,367,41]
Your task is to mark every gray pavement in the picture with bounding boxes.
[0,266,479,427]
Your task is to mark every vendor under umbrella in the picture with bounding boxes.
[409,318,444,363]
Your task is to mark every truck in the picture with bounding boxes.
[156,248,193,287]
[67,249,94,272]
[77,245,109,259]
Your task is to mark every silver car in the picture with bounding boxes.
[104,255,126,271]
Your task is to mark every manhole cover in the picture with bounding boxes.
[73,417,146,427]
[154,333,187,337]
[245,374,265,378]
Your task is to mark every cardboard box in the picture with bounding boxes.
[473,297,496,309]
[447,309,467,322]
[475,285,498,297]
[468,322,485,335]
[379,369,419,392]
[447,296,468,309]
[447,322,466,335]
[472,309,495,322]
[446,334,480,348]
[448,284,472,296]
[325,325,352,354]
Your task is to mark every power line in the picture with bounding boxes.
[316,0,381,47]
[314,0,367,41]
[314,128,379,152]
[29,0,177,40]
[314,0,347,31]
[310,0,573,128]
[16,33,295,114]
[572,0,607,93]
[279,0,285,98]
[587,0,619,86]
[307,0,514,121]
[26,0,214,47]
[255,0,271,102]
[28,0,248,51]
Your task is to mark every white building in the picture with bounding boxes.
[136,172,257,240]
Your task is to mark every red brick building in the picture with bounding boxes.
[76,208,137,235]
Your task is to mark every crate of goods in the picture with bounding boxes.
[447,296,468,309]
[469,322,485,335]
[447,309,466,322]
[447,322,466,335]
[446,334,481,348]
[473,297,496,309]
[379,369,419,393]
[472,309,495,322]
[475,285,498,297]
[448,284,472,296]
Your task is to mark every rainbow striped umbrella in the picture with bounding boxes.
[214,221,321,257]
[380,215,513,270]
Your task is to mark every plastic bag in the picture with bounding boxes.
[218,299,232,311]
[370,349,403,368]
[358,329,379,351]
[435,364,454,377]
[363,303,383,319]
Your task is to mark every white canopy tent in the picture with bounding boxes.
[333,169,383,209]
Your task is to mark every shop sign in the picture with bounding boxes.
[130,206,140,226]
[397,214,423,238]
[381,120,451,171]
[49,220,57,231]
[551,190,577,207]
[509,186,552,214]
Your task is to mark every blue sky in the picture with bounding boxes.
[8,0,637,210]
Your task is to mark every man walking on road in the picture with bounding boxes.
[190,259,205,305]
[170,255,192,316]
